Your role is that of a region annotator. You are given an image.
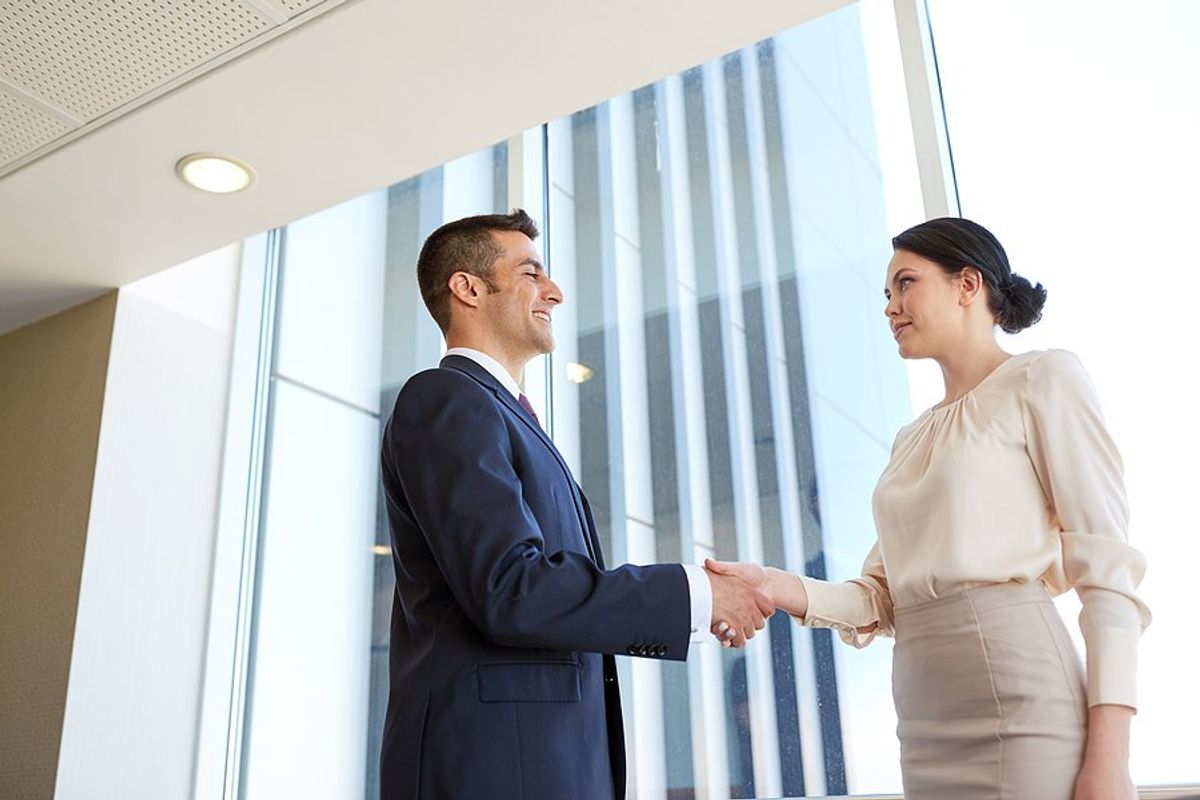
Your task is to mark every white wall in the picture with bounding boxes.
[54,245,241,798]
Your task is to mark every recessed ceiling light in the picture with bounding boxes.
[175,152,256,193]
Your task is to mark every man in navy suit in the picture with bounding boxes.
[379,210,772,799]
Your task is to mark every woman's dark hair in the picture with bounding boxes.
[892,217,1047,334]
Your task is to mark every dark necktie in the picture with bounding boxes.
[518,393,540,427]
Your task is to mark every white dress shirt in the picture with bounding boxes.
[445,347,714,644]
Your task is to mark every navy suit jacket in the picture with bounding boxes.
[379,355,692,799]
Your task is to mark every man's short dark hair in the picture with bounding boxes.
[416,209,540,333]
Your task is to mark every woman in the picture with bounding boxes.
[708,217,1150,799]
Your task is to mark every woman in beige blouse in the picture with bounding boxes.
[708,218,1150,799]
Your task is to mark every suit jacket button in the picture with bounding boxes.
[656,645,667,657]
[627,645,638,655]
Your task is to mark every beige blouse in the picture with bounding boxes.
[799,349,1151,709]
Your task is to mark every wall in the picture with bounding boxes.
[51,245,240,799]
[0,293,118,799]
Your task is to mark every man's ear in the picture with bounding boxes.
[958,266,984,307]
[448,271,482,309]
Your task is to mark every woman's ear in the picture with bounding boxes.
[958,267,984,307]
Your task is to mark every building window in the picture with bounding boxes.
[227,4,916,796]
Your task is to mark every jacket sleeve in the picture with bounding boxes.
[383,369,692,659]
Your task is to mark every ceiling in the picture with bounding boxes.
[0,0,852,334]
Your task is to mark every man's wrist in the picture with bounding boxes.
[682,563,713,642]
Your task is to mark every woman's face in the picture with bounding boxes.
[883,249,968,360]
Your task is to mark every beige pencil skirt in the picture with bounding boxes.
[892,581,1087,799]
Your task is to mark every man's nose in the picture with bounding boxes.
[544,277,563,305]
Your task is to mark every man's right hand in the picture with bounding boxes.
[706,564,774,647]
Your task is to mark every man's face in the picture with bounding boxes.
[478,229,562,360]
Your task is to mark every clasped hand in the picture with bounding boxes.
[705,558,775,648]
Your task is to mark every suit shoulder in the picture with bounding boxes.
[400,365,479,395]
[389,366,500,428]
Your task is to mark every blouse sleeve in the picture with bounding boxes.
[1023,349,1151,709]
[796,540,895,648]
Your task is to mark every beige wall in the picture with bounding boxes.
[0,293,118,799]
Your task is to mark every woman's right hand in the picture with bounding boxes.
[705,559,808,619]
[705,558,767,589]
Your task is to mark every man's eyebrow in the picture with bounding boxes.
[520,257,546,272]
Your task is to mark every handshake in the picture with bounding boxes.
[705,558,780,648]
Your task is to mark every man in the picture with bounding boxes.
[379,210,771,799]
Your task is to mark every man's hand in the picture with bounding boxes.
[705,560,774,647]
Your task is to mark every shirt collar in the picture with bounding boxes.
[444,347,521,399]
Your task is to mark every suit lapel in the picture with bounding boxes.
[442,356,562,460]
[441,356,601,564]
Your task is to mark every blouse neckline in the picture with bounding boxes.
[926,351,1030,415]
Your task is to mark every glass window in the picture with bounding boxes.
[232,143,510,798]
[542,9,906,794]
[225,3,919,797]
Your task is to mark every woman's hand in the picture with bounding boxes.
[1072,757,1135,800]
[706,559,810,646]
[705,559,768,591]
[1073,704,1136,800]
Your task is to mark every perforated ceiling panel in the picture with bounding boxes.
[0,0,272,121]
[277,0,324,15]
[0,0,346,177]
[0,89,71,165]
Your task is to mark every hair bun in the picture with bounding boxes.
[996,272,1047,334]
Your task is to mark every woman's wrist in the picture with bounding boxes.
[1084,704,1133,761]
[765,567,808,618]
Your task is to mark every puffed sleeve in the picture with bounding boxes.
[796,540,895,647]
[1023,349,1151,709]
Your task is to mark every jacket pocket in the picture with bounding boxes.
[477,659,581,703]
